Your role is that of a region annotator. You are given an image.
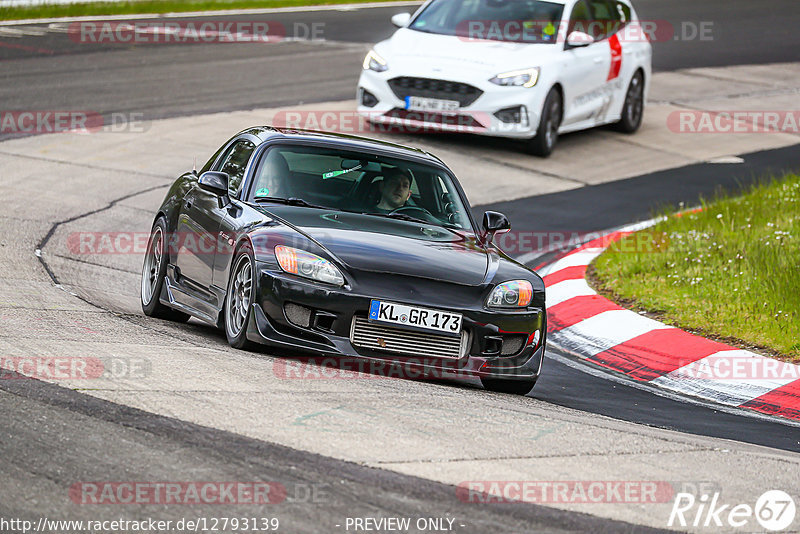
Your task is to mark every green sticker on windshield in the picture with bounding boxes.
[255,187,270,197]
[543,22,556,36]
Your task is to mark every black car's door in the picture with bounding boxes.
[213,201,267,290]
[174,139,255,292]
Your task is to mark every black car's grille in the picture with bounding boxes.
[350,316,468,359]
[387,77,483,107]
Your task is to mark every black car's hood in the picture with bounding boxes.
[264,207,489,286]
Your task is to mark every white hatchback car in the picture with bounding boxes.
[357,0,652,156]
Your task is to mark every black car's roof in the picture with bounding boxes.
[238,126,446,166]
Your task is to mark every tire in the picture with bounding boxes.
[225,246,258,350]
[615,71,645,133]
[527,88,562,158]
[141,217,191,322]
[481,377,538,395]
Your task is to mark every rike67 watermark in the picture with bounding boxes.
[669,490,796,531]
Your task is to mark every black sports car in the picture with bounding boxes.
[141,127,546,393]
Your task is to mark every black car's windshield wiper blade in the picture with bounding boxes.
[362,211,429,225]
[363,211,469,239]
[252,197,328,209]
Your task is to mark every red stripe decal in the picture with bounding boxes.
[548,295,623,331]
[739,379,800,421]
[588,329,730,381]
[608,34,622,81]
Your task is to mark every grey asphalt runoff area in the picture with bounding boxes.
[1,1,799,532]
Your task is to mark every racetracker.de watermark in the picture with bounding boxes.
[455,20,713,43]
[68,21,325,44]
[667,111,800,134]
[274,110,494,135]
[67,231,318,256]
[0,356,150,380]
[67,230,667,258]
[457,481,675,504]
[273,357,485,381]
[69,482,287,505]
[69,482,330,505]
[0,111,147,135]
[495,230,668,256]
[672,354,800,381]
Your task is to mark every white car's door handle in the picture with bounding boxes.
[593,57,603,63]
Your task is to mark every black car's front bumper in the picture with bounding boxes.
[245,265,546,381]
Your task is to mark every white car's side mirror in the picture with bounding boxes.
[391,12,412,28]
[566,30,594,47]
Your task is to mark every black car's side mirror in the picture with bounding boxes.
[482,211,511,244]
[198,171,231,208]
[199,171,229,195]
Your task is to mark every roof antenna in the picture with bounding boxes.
[193,156,197,174]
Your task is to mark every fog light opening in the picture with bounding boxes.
[494,105,528,126]
[360,88,379,108]
[284,302,312,328]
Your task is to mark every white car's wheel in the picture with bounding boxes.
[616,71,645,133]
[527,88,562,158]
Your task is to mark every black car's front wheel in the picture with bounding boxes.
[225,246,258,350]
[141,217,190,322]
[481,377,537,395]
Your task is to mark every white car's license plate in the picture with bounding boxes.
[404,96,460,113]
[368,300,462,336]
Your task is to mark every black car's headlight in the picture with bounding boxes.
[274,246,345,287]
[363,49,389,72]
[489,67,540,88]
[486,280,533,308]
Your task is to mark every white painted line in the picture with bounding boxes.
[651,350,800,406]
[46,22,71,32]
[0,27,24,37]
[0,1,423,26]
[707,156,745,164]
[545,278,596,308]
[553,310,674,358]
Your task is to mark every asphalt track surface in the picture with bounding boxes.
[1,377,668,533]
[2,1,800,531]
[2,0,800,123]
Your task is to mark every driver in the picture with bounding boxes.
[375,168,412,213]
[254,150,290,198]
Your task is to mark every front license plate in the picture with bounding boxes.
[404,96,460,113]
[369,300,463,336]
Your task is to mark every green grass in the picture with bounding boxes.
[0,0,397,21]
[592,173,800,362]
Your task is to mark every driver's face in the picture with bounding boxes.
[380,175,411,209]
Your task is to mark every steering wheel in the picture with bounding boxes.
[390,205,439,223]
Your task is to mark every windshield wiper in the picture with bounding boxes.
[252,197,328,209]
[362,211,430,225]
[363,212,469,239]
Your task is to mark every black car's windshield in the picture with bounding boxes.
[247,144,474,232]
[409,0,565,43]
